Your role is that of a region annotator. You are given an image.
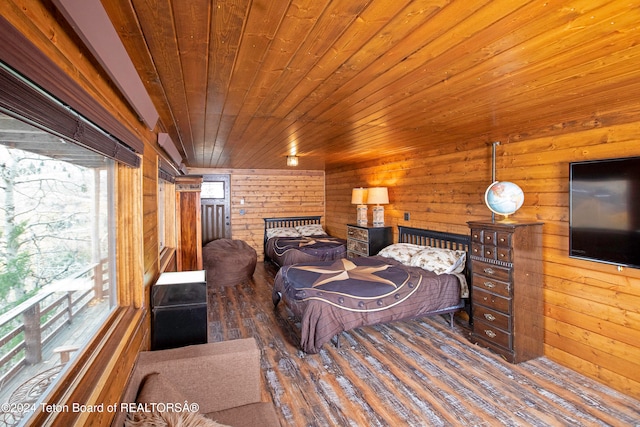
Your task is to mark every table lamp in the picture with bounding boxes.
[367,187,389,227]
[351,187,368,226]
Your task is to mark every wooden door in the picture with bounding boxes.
[201,174,230,245]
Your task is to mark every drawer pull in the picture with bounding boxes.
[484,329,497,338]
[484,313,496,321]
[483,267,495,275]
[483,281,495,289]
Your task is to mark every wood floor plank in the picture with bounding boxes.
[207,263,640,426]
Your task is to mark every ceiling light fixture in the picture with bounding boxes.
[287,155,299,167]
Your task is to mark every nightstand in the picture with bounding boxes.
[346,224,393,258]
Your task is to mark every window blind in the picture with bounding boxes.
[0,16,143,167]
[0,63,139,167]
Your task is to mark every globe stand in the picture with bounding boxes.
[496,214,517,224]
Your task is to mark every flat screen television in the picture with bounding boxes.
[569,156,640,268]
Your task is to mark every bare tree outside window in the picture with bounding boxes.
[0,145,98,305]
[0,113,116,425]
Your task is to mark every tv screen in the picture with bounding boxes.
[570,156,640,268]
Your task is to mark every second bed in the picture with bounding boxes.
[264,216,346,268]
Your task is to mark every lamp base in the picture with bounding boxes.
[372,205,385,227]
[356,205,368,227]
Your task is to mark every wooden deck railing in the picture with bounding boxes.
[0,259,109,386]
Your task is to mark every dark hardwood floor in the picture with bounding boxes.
[208,263,640,426]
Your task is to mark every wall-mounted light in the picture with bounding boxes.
[287,155,299,167]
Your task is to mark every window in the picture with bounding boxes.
[201,181,225,199]
[0,113,117,424]
[0,58,138,424]
[0,6,151,413]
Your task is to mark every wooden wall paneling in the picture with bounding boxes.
[164,181,177,249]
[143,153,159,278]
[116,163,145,308]
[325,140,491,242]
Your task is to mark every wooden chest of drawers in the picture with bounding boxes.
[346,224,392,258]
[468,220,544,363]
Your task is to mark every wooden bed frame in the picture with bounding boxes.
[263,216,323,265]
[397,225,472,325]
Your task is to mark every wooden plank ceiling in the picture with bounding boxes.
[100,0,640,170]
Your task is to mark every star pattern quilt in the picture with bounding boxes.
[273,256,463,353]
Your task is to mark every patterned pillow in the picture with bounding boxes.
[296,224,327,236]
[410,246,466,275]
[266,227,301,239]
[377,243,426,265]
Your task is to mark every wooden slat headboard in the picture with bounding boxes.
[264,216,322,230]
[263,216,323,249]
[397,226,470,252]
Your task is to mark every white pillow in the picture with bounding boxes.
[410,246,466,275]
[296,224,327,236]
[377,243,426,265]
[266,227,301,239]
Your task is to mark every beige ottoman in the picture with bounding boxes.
[203,239,257,286]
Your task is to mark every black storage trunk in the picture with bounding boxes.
[151,271,207,350]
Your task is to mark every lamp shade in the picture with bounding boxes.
[367,187,389,205]
[351,188,368,204]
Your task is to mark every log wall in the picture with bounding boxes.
[190,168,326,261]
[325,121,640,399]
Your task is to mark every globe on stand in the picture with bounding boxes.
[484,181,524,223]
